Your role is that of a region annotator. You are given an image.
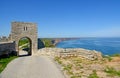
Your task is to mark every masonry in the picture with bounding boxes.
[0,22,38,56]
[0,42,15,56]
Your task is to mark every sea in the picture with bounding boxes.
[56,37,120,55]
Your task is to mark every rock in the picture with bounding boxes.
[37,48,103,60]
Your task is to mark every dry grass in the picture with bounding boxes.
[54,56,120,78]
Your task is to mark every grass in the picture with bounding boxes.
[41,38,55,47]
[54,56,120,78]
[88,70,99,78]
[103,55,113,62]
[0,55,17,73]
[63,64,73,75]
[54,57,62,64]
[111,54,120,57]
[71,74,81,78]
[63,64,72,71]
[19,38,29,46]
[104,66,120,77]
[54,56,101,77]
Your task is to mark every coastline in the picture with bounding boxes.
[54,37,120,55]
[52,38,80,46]
[39,37,120,56]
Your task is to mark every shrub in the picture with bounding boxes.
[88,70,99,78]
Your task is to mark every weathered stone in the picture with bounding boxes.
[10,22,38,55]
[0,42,15,56]
[0,22,38,56]
[37,48,103,60]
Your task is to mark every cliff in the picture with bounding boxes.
[51,38,79,45]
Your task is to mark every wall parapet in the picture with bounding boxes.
[0,42,16,56]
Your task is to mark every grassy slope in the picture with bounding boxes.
[0,56,17,73]
[19,38,29,46]
[40,38,55,47]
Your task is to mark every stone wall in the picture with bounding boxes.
[0,22,38,56]
[0,36,9,42]
[0,42,15,56]
[11,22,38,55]
[37,48,103,60]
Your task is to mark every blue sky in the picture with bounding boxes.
[0,0,120,38]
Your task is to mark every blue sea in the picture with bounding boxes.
[56,38,120,55]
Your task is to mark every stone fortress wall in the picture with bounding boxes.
[0,36,9,42]
[0,36,15,56]
[0,22,38,56]
[0,41,15,56]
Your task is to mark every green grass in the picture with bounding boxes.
[103,55,113,62]
[54,57,62,64]
[63,64,73,71]
[0,56,17,73]
[111,54,120,57]
[41,38,55,47]
[104,66,120,77]
[19,38,29,46]
[88,70,99,78]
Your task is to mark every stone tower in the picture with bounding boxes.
[10,22,38,55]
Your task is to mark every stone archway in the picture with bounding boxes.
[18,37,32,56]
[10,22,38,56]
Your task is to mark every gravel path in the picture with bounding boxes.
[0,56,65,78]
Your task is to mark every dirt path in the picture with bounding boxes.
[0,56,65,78]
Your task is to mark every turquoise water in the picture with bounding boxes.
[56,38,120,55]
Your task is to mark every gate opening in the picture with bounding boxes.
[18,37,32,56]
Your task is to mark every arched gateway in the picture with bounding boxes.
[10,22,38,56]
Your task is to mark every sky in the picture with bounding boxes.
[0,0,120,38]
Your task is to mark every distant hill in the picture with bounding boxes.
[38,38,79,48]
